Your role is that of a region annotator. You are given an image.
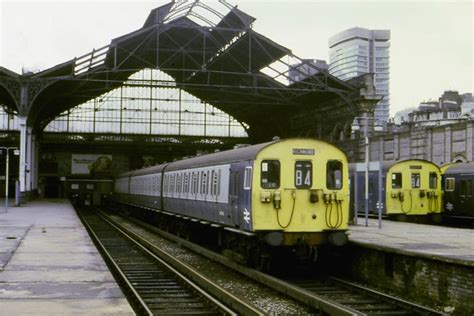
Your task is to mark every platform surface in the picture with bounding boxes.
[349,217,474,266]
[0,199,134,315]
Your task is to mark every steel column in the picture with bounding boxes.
[26,126,32,194]
[18,116,27,204]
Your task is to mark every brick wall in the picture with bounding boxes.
[332,244,474,315]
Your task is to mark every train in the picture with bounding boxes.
[66,177,113,206]
[442,162,474,218]
[112,138,350,268]
[350,159,443,221]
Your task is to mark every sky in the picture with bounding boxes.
[0,0,472,117]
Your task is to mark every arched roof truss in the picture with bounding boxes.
[0,0,363,141]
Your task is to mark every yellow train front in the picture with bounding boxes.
[250,138,349,248]
[386,159,442,219]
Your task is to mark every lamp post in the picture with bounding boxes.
[1,147,19,213]
[351,117,383,227]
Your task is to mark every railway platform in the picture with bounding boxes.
[0,199,134,315]
[347,217,474,314]
[349,217,474,266]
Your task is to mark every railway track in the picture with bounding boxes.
[111,208,446,316]
[286,276,445,316]
[76,207,263,315]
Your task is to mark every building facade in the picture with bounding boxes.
[329,27,390,123]
[288,59,328,84]
[343,120,474,166]
[396,91,473,126]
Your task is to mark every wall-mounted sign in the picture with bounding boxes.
[71,154,112,174]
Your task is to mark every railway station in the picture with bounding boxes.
[1,1,473,315]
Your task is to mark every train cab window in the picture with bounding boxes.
[327,160,343,190]
[244,167,252,190]
[411,173,421,188]
[295,161,312,189]
[261,160,280,189]
[429,172,438,189]
[391,173,402,189]
[445,178,455,191]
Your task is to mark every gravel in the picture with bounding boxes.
[110,214,317,315]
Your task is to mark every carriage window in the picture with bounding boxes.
[244,167,252,190]
[460,180,473,195]
[183,174,188,193]
[327,160,342,190]
[429,172,438,189]
[217,170,221,196]
[467,180,473,195]
[445,178,455,191]
[295,161,312,189]
[461,180,467,195]
[192,173,198,194]
[71,184,79,190]
[170,175,175,193]
[177,174,181,193]
[261,160,280,189]
[164,175,169,193]
[211,170,217,196]
[201,171,207,195]
[411,173,421,188]
[233,172,239,196]
[391,173,402,189]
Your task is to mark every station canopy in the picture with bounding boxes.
[0,1,359,140]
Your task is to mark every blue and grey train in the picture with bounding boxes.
[442,162,474,218]
[113,138,350,266]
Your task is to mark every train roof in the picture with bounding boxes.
[390,159,440,169]
[349,159,440,173]
[115,140,277,178]
[165,140,277,171]
[443,162,474,175]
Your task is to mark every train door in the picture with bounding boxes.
[459,177,473,216]
[229,166,240,226]
[229,161,253,231]
[368,174,377,212]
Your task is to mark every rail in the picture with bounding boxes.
[76,207,264,315]
[112,208,447,316]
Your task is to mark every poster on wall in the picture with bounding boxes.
[71,154,112,174]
